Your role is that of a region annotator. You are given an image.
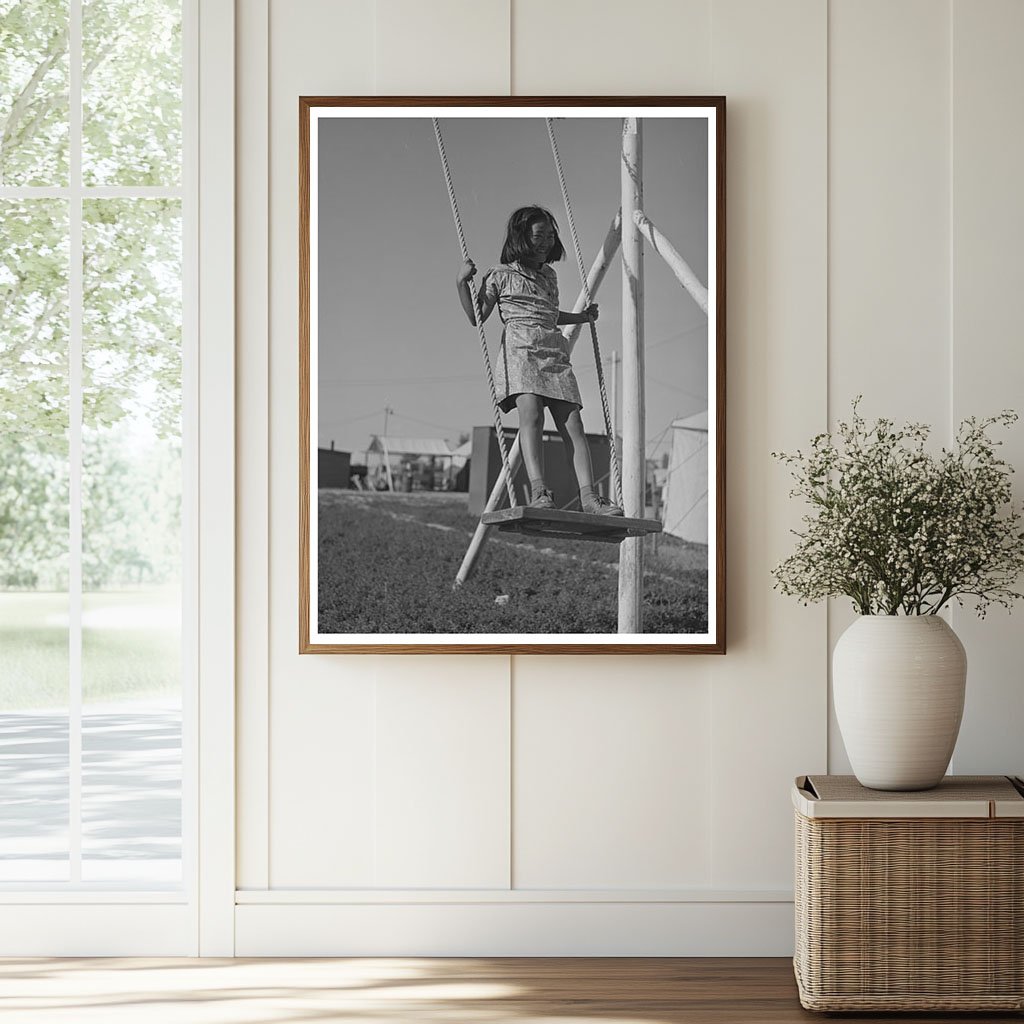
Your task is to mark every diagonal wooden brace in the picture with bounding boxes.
[633,209,708,315]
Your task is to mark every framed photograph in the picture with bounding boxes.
[300,96,725,653]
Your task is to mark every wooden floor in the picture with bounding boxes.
[0,957,1020,1023]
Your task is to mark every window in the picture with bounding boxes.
[1,0,192,889]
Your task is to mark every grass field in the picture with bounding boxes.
[318,491,708,635]
[0,589,180,710]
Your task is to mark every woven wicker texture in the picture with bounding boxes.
[806,774,1023,803]
[795,801,1024,1011]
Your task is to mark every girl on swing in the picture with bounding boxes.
[455,205,624,517]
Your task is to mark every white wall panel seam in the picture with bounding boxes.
[946,0,956,766]
[507,656,514,889]
[825,0,832,772]
[509,0,516,95]
[508,622,512,885]
[947,0,954,456]
[710,0,715,92]
[372,670,379,887]
[708,674,716,888]
[264,0,277,893]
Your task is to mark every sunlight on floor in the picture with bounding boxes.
[0,958,674,1024]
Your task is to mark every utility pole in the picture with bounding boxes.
[381,406,395,490]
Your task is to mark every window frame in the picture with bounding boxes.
[0,0,236,956]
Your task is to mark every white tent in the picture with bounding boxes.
[661,411,709,544]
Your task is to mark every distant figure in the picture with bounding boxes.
[455,205,623,517]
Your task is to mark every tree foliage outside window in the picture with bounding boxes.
[1,0,182,591]
[82,0,181,185]
[0,0,69,186]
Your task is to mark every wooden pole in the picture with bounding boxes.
[618,118,644,633]
[453,435,522,586]
[633,209,708,314]
[454,212,622,586]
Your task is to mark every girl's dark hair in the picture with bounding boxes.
[500,206,566,265]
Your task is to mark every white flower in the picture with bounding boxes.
[771,401,1024,617]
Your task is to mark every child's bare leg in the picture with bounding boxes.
[514,394,550,504]
[549,398,623,516]
[548,399,595,490]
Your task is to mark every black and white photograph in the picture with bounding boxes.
[300,98,725,653]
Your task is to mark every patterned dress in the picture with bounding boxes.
[481,261,583,414]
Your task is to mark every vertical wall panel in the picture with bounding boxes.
[376,0,510,94]
[949,0,1024,777]
[197,0,237,956]
[236,0,270,893]
[829,0,950,422]
[513,657,712,889]
[270,663,378,886]
[709,0,828,888]
[266,0,377,887]
[827,0,951,773]
[266,0,516,891]
[370,0,515,889]
[513,0,711,94]
[375,660,511,888]
[510,2,716,895]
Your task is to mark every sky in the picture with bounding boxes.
[316,113,710,463]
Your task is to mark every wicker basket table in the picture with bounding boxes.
[793,774,1024,1012]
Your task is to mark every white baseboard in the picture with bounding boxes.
[235,897,795,956]
[0,904,195,956]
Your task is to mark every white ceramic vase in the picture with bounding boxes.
[833,615,967,791]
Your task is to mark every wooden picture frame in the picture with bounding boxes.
[300,97,725,653]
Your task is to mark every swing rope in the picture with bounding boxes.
[431,118,518,508]
[545,118,624,508]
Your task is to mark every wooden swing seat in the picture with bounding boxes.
[481,506,662,545]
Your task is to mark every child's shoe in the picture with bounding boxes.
[581,492,624,517]
[529,487,555,510]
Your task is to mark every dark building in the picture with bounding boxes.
[468,426,614,517]
[318,446,352,489]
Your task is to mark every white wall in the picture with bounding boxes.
[234,0,1024,955]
